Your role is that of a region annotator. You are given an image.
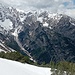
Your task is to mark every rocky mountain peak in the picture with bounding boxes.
[0,4,75,63]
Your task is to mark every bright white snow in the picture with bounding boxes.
[16,8,25,13]
[20,16,26,22]
[0,19,13,31]
[12,28,18,37]
[48,13,57,19]
[12,26,22,37]
[0,58,52,75]
[48,13,62,21]
[37,17,43,23]
[43,22,49,27]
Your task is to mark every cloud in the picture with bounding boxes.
[65,9,75,18]
[0,0,75,18]
[0,0,71,8]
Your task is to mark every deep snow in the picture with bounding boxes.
[0,58,52,75]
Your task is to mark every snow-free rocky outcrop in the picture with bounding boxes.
[0,4,75,63]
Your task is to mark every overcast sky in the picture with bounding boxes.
[0,0,75,18]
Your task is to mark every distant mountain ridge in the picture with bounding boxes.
[0,4,75,63]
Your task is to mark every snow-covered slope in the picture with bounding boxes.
[0,58,52,75]
[0,19,13,31]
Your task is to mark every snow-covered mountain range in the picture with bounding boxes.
[0,4,63,54]
[0,4,64,32]
[0,4,75,63]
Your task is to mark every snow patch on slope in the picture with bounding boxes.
[0,43,6,48]
[0,43,9,51]
[48,13,57,19]
[0,58,52,75]
[69,18,75,26]
[0,42,15,52]
[43,22,49,27]
[70,22,75,26]
[20,16,26,22]
[16,8,25,13]
[0,19,13,31]
[37,17,43,23]
[12,26,23,37]
[0,49,6,52]
[48,13,62,21]
[12,28,18,37]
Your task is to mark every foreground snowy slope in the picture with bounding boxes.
[0,58,52,75]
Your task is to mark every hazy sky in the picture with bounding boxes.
[0,0,75,18]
